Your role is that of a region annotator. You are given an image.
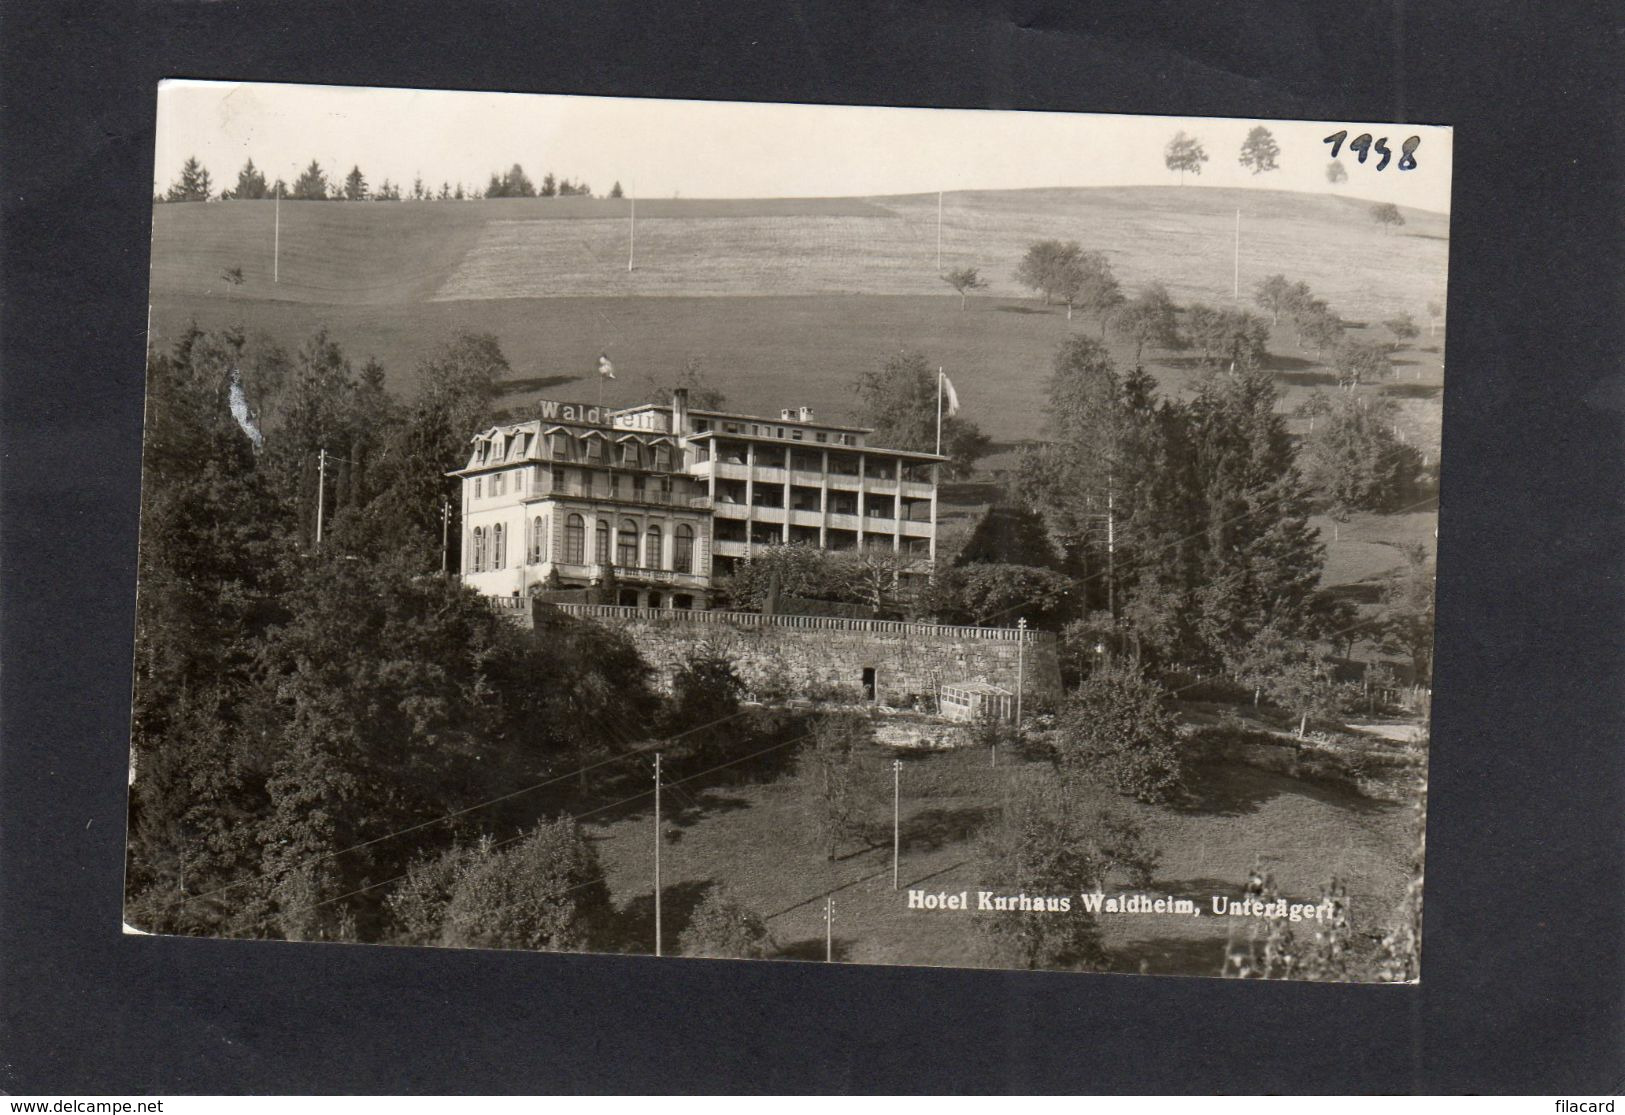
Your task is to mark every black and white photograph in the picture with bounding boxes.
[124,81,1449,982]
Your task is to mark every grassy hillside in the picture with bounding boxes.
[151,186,1447,316]
[149,183,1447,577]
[148,290,1444,450]
[585,746,1412,974]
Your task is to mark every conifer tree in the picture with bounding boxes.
[165,156,213,202]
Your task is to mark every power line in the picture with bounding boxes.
[968,490,1437,630]
[164,704,756,915]
[234,725,819,936]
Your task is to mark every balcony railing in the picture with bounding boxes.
[530,487,708,509]
[545,603,1052,643]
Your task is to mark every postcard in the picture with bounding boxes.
[127,81,1446,981]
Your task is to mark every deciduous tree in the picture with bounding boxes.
[1331,340,1392,389]
[679,886,773,959]
[1383,312,1420,351]
[1164,131,1209,183]
[1238,126,1281,175]
[1112,282,1184,363]
[942,265,988,309]
[855,349,990,479]
[976,773,1159,970]
[794,713,881,861]
[1370,202,1405,233]
[1053,667,1184,802]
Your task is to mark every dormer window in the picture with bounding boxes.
[621,443,640,468]
[549,432,570,459]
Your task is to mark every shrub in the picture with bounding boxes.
[679,885,773,959]
[423,816,611,952]
[976,772,1162,971]
[1054,669,1185,803]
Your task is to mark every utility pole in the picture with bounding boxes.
[627,184,636,272]
[937,190,943,272]
[1106,484,1116,619]
[653,751,662,957]
[1233,208,1240,302]
[440,500,451,573]
[315,447,327,547]
[274,181,280,284]
[892,758,902,890]
[1015,618,1027,736]
[824,897,833,962]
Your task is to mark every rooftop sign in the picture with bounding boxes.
[537,400,611,427]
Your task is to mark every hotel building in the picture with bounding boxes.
[453,389,944,608]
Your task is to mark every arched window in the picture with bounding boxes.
[617,519,638,567]
[492,522,505,569]
[530,515,548,564]
[595,519,611,564]
[564,514,585,564]
[472,526,486,573]
[644,523,663,570]
[673,523,695,574]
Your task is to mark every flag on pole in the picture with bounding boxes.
[597,353,616,379]
[940,372,960,417]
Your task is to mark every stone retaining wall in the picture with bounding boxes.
[512,600,1064,705]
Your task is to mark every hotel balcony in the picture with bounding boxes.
[528,487,709,510]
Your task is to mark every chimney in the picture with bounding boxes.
[798,406,815,422]
[780,408,795,421]
[672,387,690,435]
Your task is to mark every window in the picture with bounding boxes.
[585,437,605,462]
[792,429,803,441]
[632,474,646,501]
[617,519,638,567]
[492,472,506,496]
[815,431,827,443]
[474,478,483,499]
[564,514,585,564]
[654,446,671,471]
[472,526,486,572]
[644,523,662,569]
[529,515,548,564]
[595,520,610,564]
[609,473,621,500]
[673,523,695,573]
[492,522,505,568]
[621,443,639,468]
[549,432,570,459]
[551,466,564,492]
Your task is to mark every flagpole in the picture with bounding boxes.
[937,190,943,272]
[936,368,944,456]
[628,182,636,272]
